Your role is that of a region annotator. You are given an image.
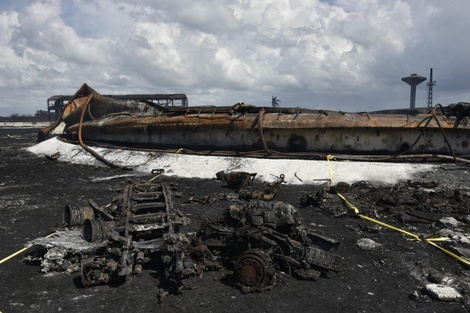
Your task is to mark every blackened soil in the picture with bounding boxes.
[0,128,469,313]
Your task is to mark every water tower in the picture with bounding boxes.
[401,73,426,109]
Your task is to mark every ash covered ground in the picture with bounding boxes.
[1,128,470,313]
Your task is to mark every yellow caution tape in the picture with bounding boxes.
[357,214,421,241]
[0,232,56,265]
[426,236,470,242]
[425,239,470,266]
[335,192,360,214]
[326,155,470,267]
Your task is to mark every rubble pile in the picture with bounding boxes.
[19,168,470,305]
[24,172,342,297]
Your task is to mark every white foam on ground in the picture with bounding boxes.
[27,137,435,185]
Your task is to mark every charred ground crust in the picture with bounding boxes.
[0,128,469,313]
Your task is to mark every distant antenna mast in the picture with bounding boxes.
[427,68,436,108]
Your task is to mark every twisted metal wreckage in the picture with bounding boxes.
[38,83,470,165]
[25,172,342,296]
[28,85,470,297]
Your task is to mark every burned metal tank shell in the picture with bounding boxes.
[39,84,470,161]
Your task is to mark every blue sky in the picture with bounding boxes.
[1,0,470,115]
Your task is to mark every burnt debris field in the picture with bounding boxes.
[1,128,470,313]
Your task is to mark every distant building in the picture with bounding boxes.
[47,93,188,119]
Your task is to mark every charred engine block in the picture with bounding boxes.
[194,200,342,292]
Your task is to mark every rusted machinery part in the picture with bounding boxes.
[303,246,342,272]
[235,249,274,288]
[224,171,256,190]
[63,205,95,227]
[83,219,116,242]
[81,182,185,245]
[133,251,145,275]
[81,256,122,287]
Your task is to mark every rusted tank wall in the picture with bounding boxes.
[64,112,470,155]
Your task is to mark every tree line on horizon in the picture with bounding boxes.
[0,110,52,122]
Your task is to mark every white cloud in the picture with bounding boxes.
[0,0,470,115]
